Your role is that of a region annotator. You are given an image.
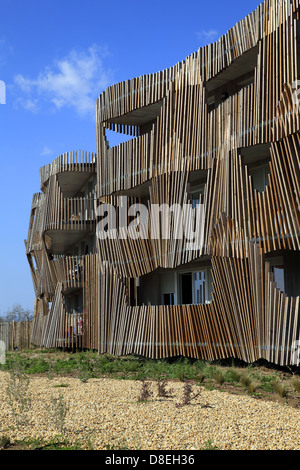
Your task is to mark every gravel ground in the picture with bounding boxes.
[0,370,299,451]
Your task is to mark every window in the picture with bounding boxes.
[189,185,205,208]
[193,271,206,304]
[266,252,300,297]
[188,170,208,207]
[273,266,285,293]
[248,163,270,193]
[163,293,175,306]
[240,143,271,193]
[136,266,213,307]
[179,270,207,305]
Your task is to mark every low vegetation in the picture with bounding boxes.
[0,347,299,450]
[0,348,299,403]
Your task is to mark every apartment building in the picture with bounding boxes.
[26,0,300,366]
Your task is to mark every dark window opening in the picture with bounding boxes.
[179,270,208,305]
[181,273,193,305]
[163,293,175,306]
[187,170,208,207]
[240,143,271,193]
[266,251,300,298]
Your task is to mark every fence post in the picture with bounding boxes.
[12,321,15,350]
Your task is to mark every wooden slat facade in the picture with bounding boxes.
[26,0,300,366]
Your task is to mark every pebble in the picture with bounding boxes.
[0,371,299,450]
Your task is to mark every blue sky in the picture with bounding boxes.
[0,0,261,314]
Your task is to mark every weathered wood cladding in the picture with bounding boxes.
[26,0,300,366]
[94,0,300,366]
[26,148,98,350]
[40,150,96,189]
[97,249,300,365]
[30,255,98,350]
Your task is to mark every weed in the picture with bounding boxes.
[240,374,251,388]
[212,368,225,385]
[47,362,56,380]
[106,438,129,450]
[84,431,95,450]
[196,372,205,384]
[21,436,83,450]
[247,381,258,394]
[292,378,300,393]
[273,380,288,398]
[0,435,11,449]
[202,439,218,450]
[176,371,186,382]
[16,436,46,450]
[48,393,69,434]
[259,375,276,392]
[6,367,32,426]
[175,381,201,408]
[225,368,242,384]
[240,374,258,393]
[78,370,92,383]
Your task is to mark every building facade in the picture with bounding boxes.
[26,0,300,366]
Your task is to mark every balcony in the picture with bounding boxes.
[96,68,171,126]
[40,150,96,194]
[51,255,84,291]
[43,195,96,253]
[98,130,155,197]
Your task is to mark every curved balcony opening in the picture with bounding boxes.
[45,229,96,255]
[205,46,258,112]
[57,173,96,198]
[265,250,300,298]
[105,127,136,148]
[40,151,96,191]
[132,259,213,307]
[104,99,163,149]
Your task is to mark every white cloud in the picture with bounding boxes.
[40,145,53,156]
[196,29,219,46]
[14,97,39,113]
[14,45,112,116]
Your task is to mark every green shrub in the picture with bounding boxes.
[212,368,225,385]
[48,393,70,434]
[240,374,258,393]
[273,380,288,398]
[292,378,300,393]
[260,375,276,392]
[0,436,11,449]
[225,368,242,384]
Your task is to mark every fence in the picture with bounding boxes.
[0,321,32,351]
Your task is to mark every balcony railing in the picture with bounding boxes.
[51,255,84,290]
[98,131,154,197]
[40,150,96,188]
[44,195,96,232]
